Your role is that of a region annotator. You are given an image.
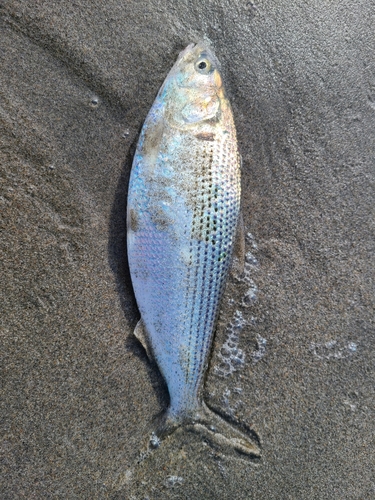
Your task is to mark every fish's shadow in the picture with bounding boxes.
[107,133,169,413]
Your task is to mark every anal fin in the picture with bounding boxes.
[134,319,153,360]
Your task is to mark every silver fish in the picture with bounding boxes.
[127,41,260,456]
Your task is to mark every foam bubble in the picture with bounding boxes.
[236,261,258,288]
[149,432,160,449]
[221,388,244,417]
[251,334,267,363]
[246,232,258,249]
[214,310,246,377]
[165,476,184,488]
[310,340,358,360]
[215,229,260,377]
[242,282,258,307]
[245,251,258,267]
[348,342,357,352]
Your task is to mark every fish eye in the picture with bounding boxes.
[195,57,212,74]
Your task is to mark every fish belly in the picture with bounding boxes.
[127,121,240,419]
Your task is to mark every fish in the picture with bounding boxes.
[127,41,260,457]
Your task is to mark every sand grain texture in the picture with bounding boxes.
[1,1,374,498]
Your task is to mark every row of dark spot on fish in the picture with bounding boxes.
[184,135,241,389]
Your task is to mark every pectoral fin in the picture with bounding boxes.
[134,319,153,360]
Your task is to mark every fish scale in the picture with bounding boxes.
[127,42,260,456]
[186,138,240,392]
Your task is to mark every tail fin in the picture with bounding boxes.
[152,401,261,458]
[187,402,261,457]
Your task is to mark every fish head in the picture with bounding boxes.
[161,42,226,128]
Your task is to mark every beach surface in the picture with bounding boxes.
[1,1,374,498]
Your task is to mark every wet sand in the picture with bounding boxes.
[1,1,374,498]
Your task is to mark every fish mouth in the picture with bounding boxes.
[176,42,196,63]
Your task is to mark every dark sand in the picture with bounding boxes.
[1,1,374,498]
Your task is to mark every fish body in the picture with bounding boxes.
[127,42,259,456]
